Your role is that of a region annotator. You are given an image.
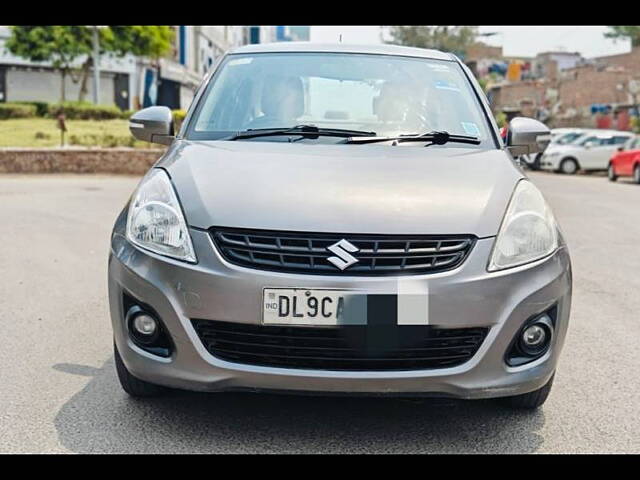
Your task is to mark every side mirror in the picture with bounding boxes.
[129,106,175,146]
[617,146,624,152]
[506,117,551,156]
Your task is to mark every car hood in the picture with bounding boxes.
[545,144,581,154]
[160,140,523,237]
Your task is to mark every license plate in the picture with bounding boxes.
[263,288,362,326]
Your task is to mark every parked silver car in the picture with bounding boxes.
[109,43,572,409]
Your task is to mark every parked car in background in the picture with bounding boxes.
[551,128,590,146]
[522,128,588,171]
[608,135,640,183]
[540,130,634,174]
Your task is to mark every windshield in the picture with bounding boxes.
[186,52,494,148]
[555,132,584,145]
[577,135,631,146]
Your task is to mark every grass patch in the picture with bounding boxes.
[0,118,151,148]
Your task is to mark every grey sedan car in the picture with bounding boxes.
[109,43,571,409]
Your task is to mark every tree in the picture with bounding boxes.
[75,26,174,102]
[386,26,478,58]
[6,25,175,103]
[71,26,175,103]
[102,26,174,59]
[605,26,640,47]
[5,26,92,102]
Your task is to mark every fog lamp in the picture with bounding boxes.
[133,314,157,336]
[518,315,553,356]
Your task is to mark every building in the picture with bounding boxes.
[247,26,310,44]
[487,46,640,129]
[139,26,245,110]
[0,26,136,109]
[0,26,246,111]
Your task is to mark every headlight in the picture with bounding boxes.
[126,168,197,263]
[488,180,558,271]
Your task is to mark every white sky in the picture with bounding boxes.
[310,26,632,58]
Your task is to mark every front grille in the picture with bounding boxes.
[210,228,475,275]
[191,319,488,371]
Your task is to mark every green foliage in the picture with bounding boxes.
[48,101,123,120]
[69,132,137,148]
[172,109,187,131]
[0,103,38,119]
[6,26,175,103]
[5,26,92,69]
[386,26,478,57]
[12,101,50,117]
[102,26,174,59]
[120,109,136,119]
[631,117,640,134]
[495,112,507,128]
[7,25,174,64]
[605,26,640,47]
[0,118,148,148]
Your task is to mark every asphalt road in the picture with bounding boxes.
[1,171,639,453]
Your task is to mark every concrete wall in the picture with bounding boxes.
[5,68,117,105]
[0,148,165,174]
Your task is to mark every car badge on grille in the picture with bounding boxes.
[326,239,360,270]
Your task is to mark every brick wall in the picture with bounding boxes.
[595,47,640,75]
[0,148,166,174]
[558,66,631,110]
[466,42,503,62]
[489,81,547,112]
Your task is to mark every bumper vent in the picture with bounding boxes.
[210,228,475,276]
[191,319,488,371]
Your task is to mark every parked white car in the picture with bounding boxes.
[522,128,592,170]
[540,130,634,174]
[550,128,591,145]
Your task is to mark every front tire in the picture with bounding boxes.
[634,165,640,184]
[500,374,554,409]
[559,158,579,175]
[114,342,166,397]
[608,164,618,182]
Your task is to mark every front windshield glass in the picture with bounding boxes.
[555,132,584,145]
[186,52,494,147]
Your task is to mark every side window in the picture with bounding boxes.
[612,136,631,145]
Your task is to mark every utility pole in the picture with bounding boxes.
[92,26,100,104]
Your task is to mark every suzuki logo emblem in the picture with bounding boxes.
[326,239,359,270]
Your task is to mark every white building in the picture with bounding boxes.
[0,26,247,111]
[0,26,136,109]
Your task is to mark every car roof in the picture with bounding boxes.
[228,42,456,61]
[587,131,634,137]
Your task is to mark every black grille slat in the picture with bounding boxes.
[211,228,475,276]
[192,319,488,371]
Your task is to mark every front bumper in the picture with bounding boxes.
[108,214,572,399]
[539,155,560,171]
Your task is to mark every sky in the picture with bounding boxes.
[310,26,632,59]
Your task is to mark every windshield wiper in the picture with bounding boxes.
[224,124,376,141]
[343,130,481,146]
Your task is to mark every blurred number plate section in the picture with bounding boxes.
[263,288,366,326]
